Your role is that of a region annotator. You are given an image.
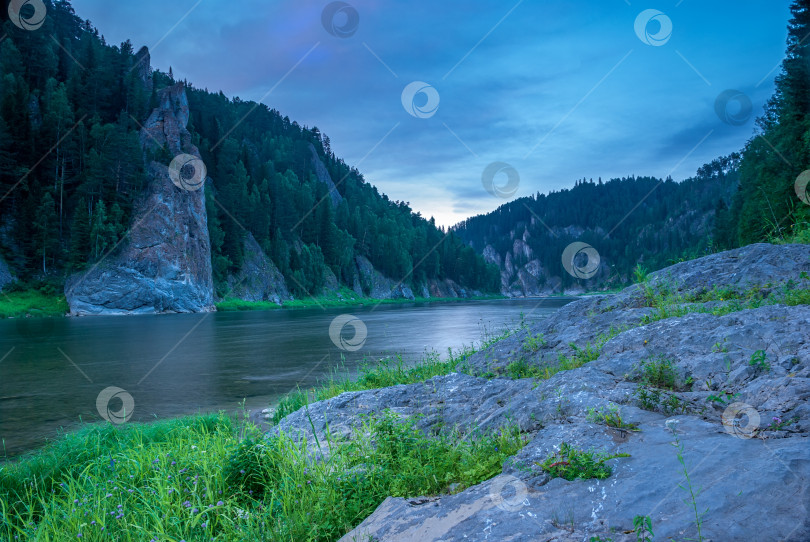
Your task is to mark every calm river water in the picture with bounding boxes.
[0,298,573,459]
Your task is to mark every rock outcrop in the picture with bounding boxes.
[309,143,343,208]
[270,243,810,542]
[354,255,415,300]
[65,83,214,315]
[224,233,291,304]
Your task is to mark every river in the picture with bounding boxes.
[0,298,573,459]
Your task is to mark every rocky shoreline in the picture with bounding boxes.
[268,243,810,541]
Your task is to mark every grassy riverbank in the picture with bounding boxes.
[215,287,504,312]
[0,286,68,319]
[0,328,528,541]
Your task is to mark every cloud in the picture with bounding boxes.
[70,0,793,227]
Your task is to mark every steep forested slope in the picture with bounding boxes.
[0,0,498,303]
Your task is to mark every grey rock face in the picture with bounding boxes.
[309,143,343,208]
[65,83,214,315]
[354,256,415,300]
[224,233,291,304]
[270,244,810,541]
[0,256,14,291]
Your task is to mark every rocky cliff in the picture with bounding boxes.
[270,243,810,541]
[64,82,214,315]
[309,143,343,208]
[224,233,291,304]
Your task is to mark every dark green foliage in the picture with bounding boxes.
[0,1,147,276]
[734,0,810,244]
[538,442,629,481]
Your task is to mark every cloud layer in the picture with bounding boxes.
[71,0,792,226]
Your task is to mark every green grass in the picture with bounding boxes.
[637,277,810,326]
[0,289,68,318]
[537,442,630,481]
[216,288,504,312]
[0,411,526,541]
[586,406,639,431]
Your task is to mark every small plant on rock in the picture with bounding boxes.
[633,515,654,542]
[749,349,770,372]
[766,416,798,431]
[636,355,679,390]
[586,406,639,431]
[538,442,630,481]
[522,333,546,353]
[706,390,740,406]
[505,359,545,379]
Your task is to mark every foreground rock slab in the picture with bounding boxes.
[269,244,810,541]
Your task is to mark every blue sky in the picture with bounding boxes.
[71,0,793,227]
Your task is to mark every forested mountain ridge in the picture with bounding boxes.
[453,157,740,296]
[0,0,499,312]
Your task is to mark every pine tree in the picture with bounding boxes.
[69,197,92,268]
[34,192,58,273]
[736,0,810,243]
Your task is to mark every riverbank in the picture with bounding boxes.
[215,288,505,312]
[0,284,506,318]
[0,288,68,319]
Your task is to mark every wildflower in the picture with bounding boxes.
[217,501,224,506]
[184,501,192,508]
[773,416,782,424]
[192,508,199,514]
[105,493,113,498]
[201,522,207,528]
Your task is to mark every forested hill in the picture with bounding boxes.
[453,157,740,295]
[0,0,499,304]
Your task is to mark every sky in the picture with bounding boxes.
[70,0,794,227]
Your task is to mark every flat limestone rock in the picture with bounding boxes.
[270,244,810,542]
